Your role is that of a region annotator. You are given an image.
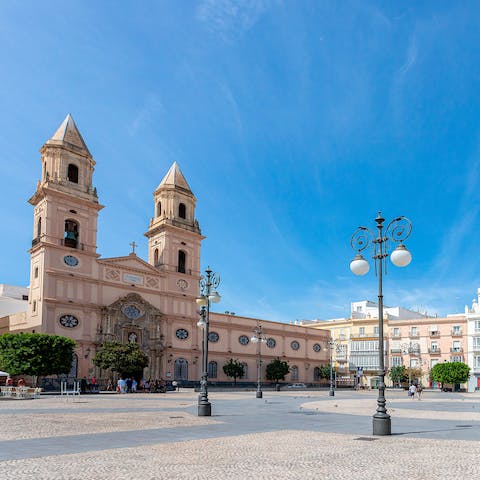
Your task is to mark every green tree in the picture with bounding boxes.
[0,333,76,384]
[314,364,332,380]
[388,365,408,386]
[222,358,244,384]
[430,362,470,388]
[265,358,290,383]
[93,341,148,378]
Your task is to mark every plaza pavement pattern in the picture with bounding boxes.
[0,389,479,479]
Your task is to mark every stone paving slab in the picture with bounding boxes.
[1,430,479,480]
[1,390,479,479]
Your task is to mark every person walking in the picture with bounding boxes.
[417,384,423,400]
[409,383,417,399]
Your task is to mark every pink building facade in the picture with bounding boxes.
[2,115,330,384]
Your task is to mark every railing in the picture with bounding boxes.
[177,267,193,275]
[451,330,462,337]
[391,333,401,338]
[428,348,441,354]
[60,239,85,250]
[390,348,402,353]
[450,347,463,353]
[409,331,419,338]
[429,331,440,338]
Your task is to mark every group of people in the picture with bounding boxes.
[115,377,138,394]
[109,377,178,394]
[5,377,26,387]
[409,383,423,399]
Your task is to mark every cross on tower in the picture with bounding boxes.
[130,241,137,254]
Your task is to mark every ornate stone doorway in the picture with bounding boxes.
[97,293,165,379]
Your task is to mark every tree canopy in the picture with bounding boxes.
[222,358,244,384]
[0,332,76,377]
[93,341,148,378]
[315,364,332,380]
[430,362,470,386]
[265,358,290,383]
[388,365,408,385]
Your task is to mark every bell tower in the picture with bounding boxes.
[27,114,103,328]
[145,162,203,281]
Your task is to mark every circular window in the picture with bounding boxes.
[123,305,142,320]
[291,340,300,351]
[59,314,79,328]
[239,335,249,345]
[266,338,276,348]
[176,328,189,340]
[313,343,322,353]
[208,331,219,343]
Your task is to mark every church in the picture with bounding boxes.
[1,115,330,385]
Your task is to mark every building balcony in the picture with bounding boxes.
[390,348,402,354]
[472,346,480,353]
[409,332,419,338]
[450,347,463,353]
[451,330,463,337]
[429,331,440,338]
[428,348,441,355]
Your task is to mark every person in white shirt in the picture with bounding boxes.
[409,383,417,399]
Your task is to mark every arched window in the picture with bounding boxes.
[37,217,42,237]
[241,363,248,379]
[291,366,299,381]
[156,202,161,217]
[67,164,79,183]
[313,367,321,382]
[154,249,159,266]
[208,361,218,378]
[174,358,188,380]
[178,250,186,274]
[178,202,186,219]
[64,219,79,248]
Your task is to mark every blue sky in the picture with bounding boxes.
[1,1,479,322]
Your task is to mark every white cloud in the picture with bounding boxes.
[128,94,165,136]
[196,0,270,42]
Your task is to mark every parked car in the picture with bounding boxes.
[287,383,307,389]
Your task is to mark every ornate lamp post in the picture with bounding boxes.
[350,212,412,436]
[196,267,221,417]
[251,324,267,398]
[329,336,340,396]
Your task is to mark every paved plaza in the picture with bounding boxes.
[1,389,479,479]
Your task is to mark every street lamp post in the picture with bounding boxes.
[329,336,339,396]
[196,266,221,417]
[251,325,267,398]
[350,212,412,436]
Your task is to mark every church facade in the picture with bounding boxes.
[3,115,330,384]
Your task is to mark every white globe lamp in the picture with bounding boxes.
[390,244,412,267]
[350,254,370,276]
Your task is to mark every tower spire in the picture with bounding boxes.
[46,114,91,156]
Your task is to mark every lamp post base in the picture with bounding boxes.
[256,390,263,398]
[372,414,391,436]
[198,402,211,417]
[329,390,335,397]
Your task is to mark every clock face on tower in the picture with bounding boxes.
[63,255,79,267]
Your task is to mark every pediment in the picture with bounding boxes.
[105,292,163,317]
[98,254,160,275]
